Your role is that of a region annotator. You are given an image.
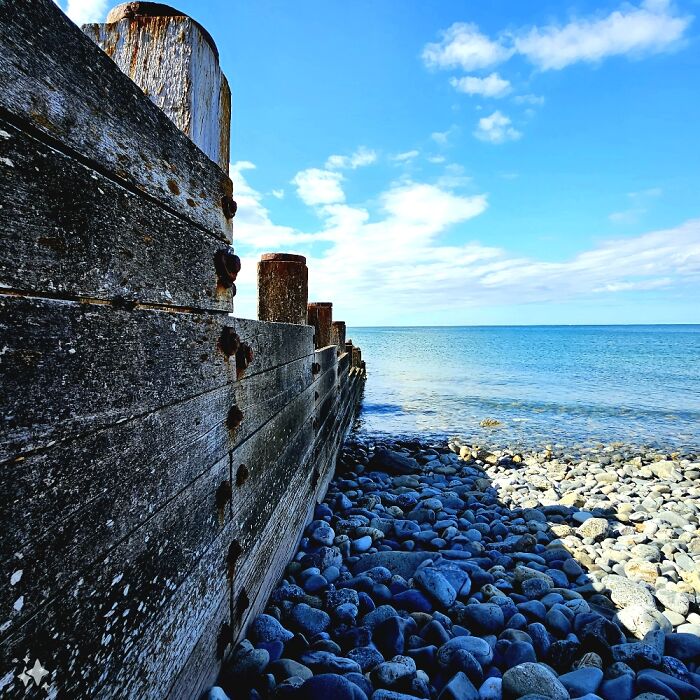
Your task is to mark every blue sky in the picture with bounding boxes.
[61,0,700,325]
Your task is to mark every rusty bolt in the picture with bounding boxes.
[226,405,244,430]
[235,463,249,487]
[227,539,242,579]
[221,195,238,219]
[312,362,321,375]
[235,342,254,372]
[218,326,240,358]
[214,246,241,289]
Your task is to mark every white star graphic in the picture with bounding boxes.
[18,670,31,687]
[26,659,49,686]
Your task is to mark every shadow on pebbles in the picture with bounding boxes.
[207,437,700,700]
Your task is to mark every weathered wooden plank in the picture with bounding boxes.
[114,401,317,699]
[0,354,315,636]
[315,344,337,373]
[1,353,314,563]
[0,0,232,239]
[0,384,317,697]
[0,297,314,460]
[0,117,232,310]
[83,10,231,171]
[0,453,231,699]
[169,369,364,700]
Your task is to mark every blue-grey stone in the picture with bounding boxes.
[439,671,479,700]
[347,645,385,672]
[250,614,293,644]
[299,650,362,674]
[559,668,603,697]
[290,603,331,637]
[437,636,494,668]
[298,673,368,700]
[414,567,457,608]
[504,641,537,668]
[599,673,634,700]
[461,603,505,635]
[502,663,569,700]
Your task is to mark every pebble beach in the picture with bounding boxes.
[207,437,700,700]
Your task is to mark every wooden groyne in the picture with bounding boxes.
[0,2,365,697]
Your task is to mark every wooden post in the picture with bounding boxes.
[307,302,332,349]
[330,321,346,354]
[352,346,362,368]
[257,253,308,324]
[83,2,231,170]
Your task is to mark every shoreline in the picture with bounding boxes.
[352,429,700,462]
[206,435,700,700]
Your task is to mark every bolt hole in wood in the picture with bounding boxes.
[235,464,249,487]
[217,622,232,659]
[311,362,321,375]
[235,589,250,620]
[235,342,254,377]
[311,467,320,489]
[227,540,242,580]
[226,406,243,430]
[218,326,240,358]
[215,480,232,525]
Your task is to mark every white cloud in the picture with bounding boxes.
[325,147,377,170]
[391,150,420,163]
[431,127,456,145]
[231,158,699,324]
[427,155,447,164]
[382,183,487,226]
[230,162,312,248]
[423,1,691,80]
[474,111,522,144]
[422,22,512,70]
[514,0,692,70]
[292,168,345,206]
[450,73,511,98]
[513,94,545,106]
[62,0,108,24]
[271,189,285,199]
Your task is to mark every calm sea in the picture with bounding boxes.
[346,325,700,450]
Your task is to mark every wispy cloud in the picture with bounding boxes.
[325,147,377,170]
[58,0,108,25]
[450,73,511,98]
[514,0,692,70]
[231,160,700,323]
[474,111,521,144]
[609,187,663,224]
[391,150,420,163]
[431,127,456,145]
[424,1,691,74]
[513,94,545,106]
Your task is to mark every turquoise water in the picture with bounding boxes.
[347,325,700,450]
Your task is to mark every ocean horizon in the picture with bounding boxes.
[348,324,700,450]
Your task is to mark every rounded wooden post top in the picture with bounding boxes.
[260,253,306,264]
[105,2,219,57]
